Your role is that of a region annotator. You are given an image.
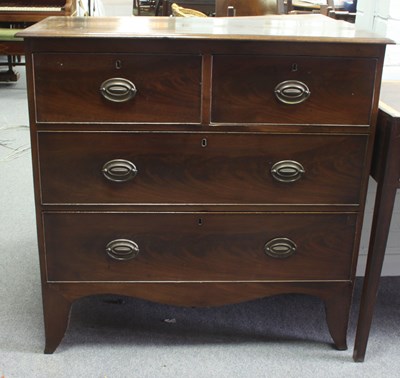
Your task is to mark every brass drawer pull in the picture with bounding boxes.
[102,159,138,183]
[271,160,305,183]
[106,239,139,261]
[100,78,137,103]
[274,80,310,105]
[264,238,297,259]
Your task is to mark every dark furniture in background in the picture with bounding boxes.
[0,27,24,81]
[215,0,284,16]
[0,0,76,22]
[354,81,400,362]
[0,0,76,81]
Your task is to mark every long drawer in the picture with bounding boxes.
[44,212,357,282]
[212,55,376,125]
[38,131,367,205]
[33,53,202,123]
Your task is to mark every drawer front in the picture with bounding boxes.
[33,53,202,123]
[38,132,367,205]
[44,212,356,282]
[212,56,376,125]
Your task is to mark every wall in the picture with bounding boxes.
[77,0,133,16]
[100,0,134,16]
[94,0,133,16]
[356,0,400,79]
[355,0,400,276]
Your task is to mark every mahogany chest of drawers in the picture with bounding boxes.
[19,15,390,353]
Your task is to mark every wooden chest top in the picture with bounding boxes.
[18,14,392,44]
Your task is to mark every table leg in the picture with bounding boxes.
[353,119,400,362]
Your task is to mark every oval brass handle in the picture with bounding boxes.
[271,160,305,183]
[274,80,310,105]
[100,78,137,103]
[106,239,139,261]
[264,238,297,259]
[102,159,138,183]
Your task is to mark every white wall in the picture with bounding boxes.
[355,0,400,276]
[356,0,400,79]
[77,0,133,16]
[96,0,133,16]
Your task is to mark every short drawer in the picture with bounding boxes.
[38,131,367,205]
[212,55,376,125]
[33,53,202,123]
[44,212,357,282]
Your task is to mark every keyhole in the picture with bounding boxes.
[291,63,298,72]
[201,138,208,147]
[115,60,122,70]
[198,218,203,226]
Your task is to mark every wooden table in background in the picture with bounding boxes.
[354,81,400,362]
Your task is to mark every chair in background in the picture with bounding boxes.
[154,0,163,15]
[285,0,293,12]
[215,0,285,16]
[134,0,160,15]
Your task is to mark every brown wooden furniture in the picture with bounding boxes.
[0,0,76,22]
[134,0,160,16]
[291,0,345,15]
[353,81,400,362]
[215,0,284,16]
[328,10,356,23]
[155,0,166,15]
[0,0,77,81]
[294,0,355,22]
[19,14,390,354]
[0,28,24,81]
[163,0,286,17]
